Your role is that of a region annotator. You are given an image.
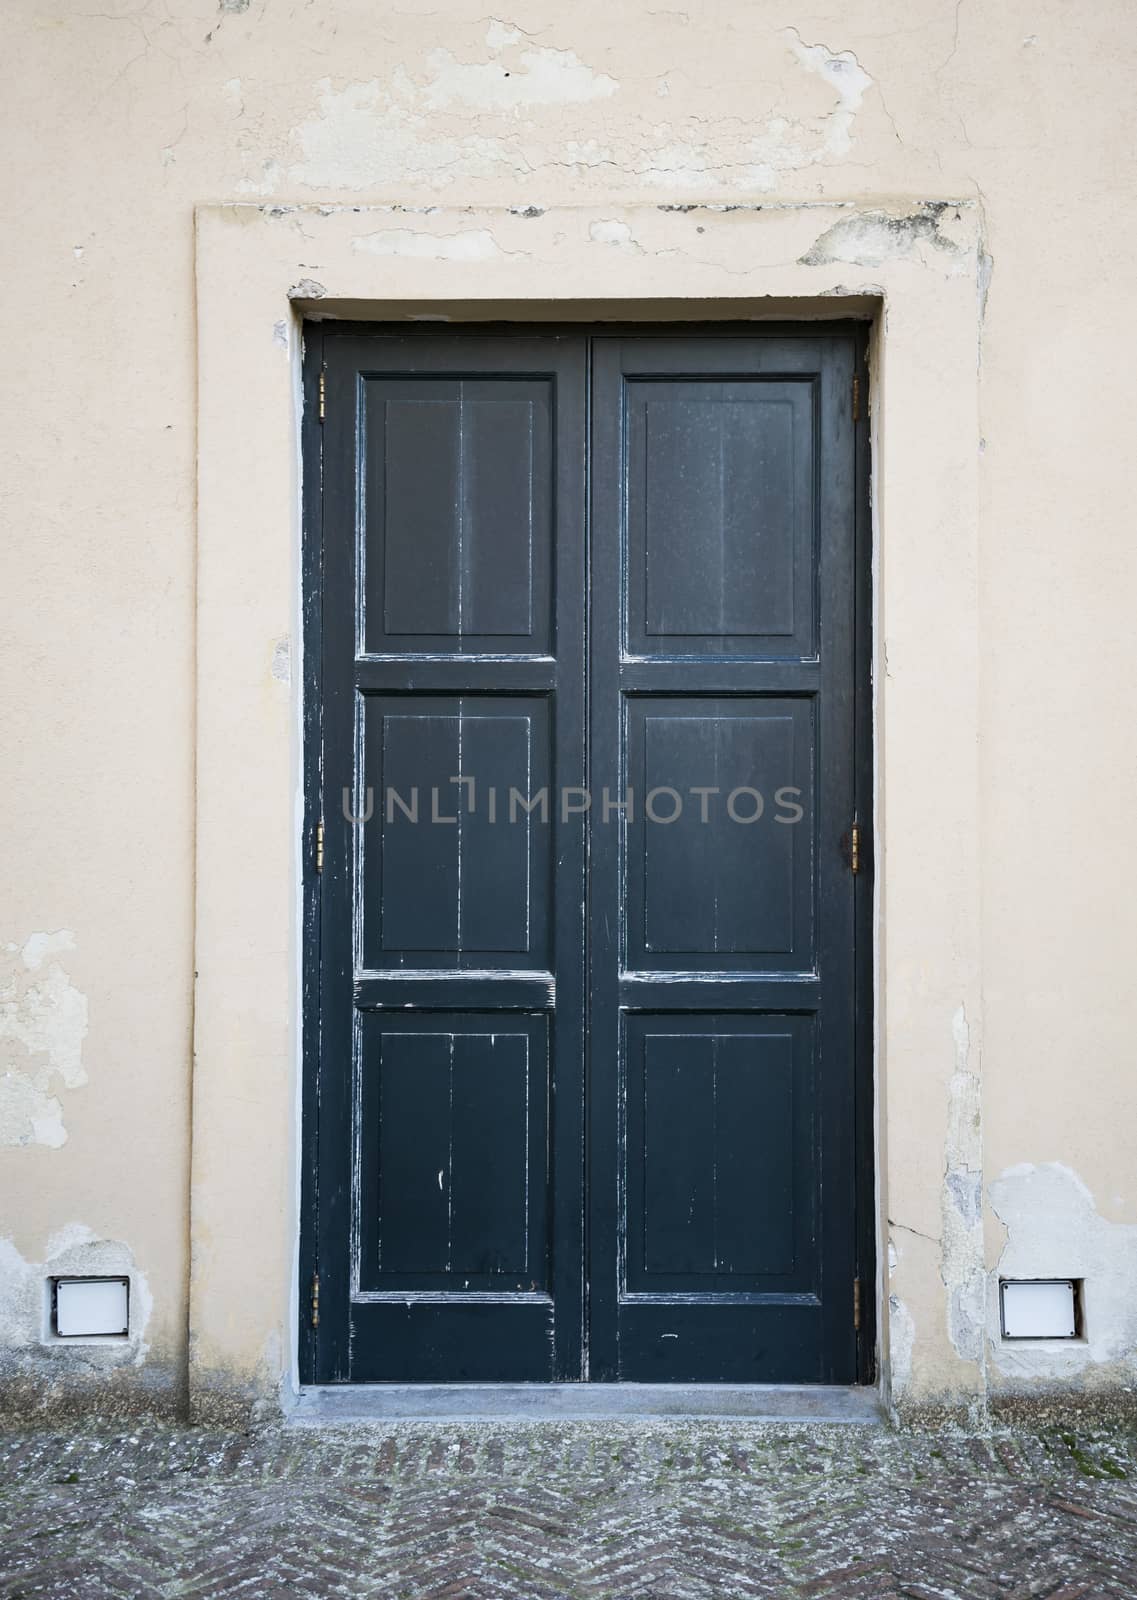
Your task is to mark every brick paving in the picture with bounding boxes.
[0,1420,1135,1598]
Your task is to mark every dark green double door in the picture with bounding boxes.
[302,326,872,1385]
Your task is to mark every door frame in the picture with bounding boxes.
[297,320,876,1386]
[191,197,986,1423]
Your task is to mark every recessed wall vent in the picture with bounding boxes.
[999,1278,1081,1340]
[51,1276,130,1338]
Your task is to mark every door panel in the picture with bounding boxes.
[625,1014,814,1293]
[589,335,858,1382]
[361,696,551,966]
[361,377,554,655]
[358,1013,549,1292]
[625,377,815,657]
[312,334,585,1382]
[304,326,868,1386]
[624,697,813,967]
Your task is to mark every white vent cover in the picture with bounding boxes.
[54,1277,129,1338]
[1000,1278,1077,1339]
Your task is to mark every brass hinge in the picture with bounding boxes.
[853,1277,862,1332]
[315,819,324,873]
[318,368,326,422]
[310,1272,320,1328]
[850,821,862,875]
[852,371,862,422]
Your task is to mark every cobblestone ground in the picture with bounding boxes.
[1,1421,1135,1599]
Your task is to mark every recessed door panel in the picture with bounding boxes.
[623,698,814,969]
[358,1014,549,1293]
[360,695,551,968]
[625,1014,815,1294]
[362,377,553,656]
[625,378,815,657]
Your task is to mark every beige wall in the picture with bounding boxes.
[2,0,1135,1422]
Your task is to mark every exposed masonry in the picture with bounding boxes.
[247,22,881,197]
[0,932,88,1148]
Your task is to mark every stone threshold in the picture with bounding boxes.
[289,1383,883,1426]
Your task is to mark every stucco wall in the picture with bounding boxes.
[2,0,1135,1422]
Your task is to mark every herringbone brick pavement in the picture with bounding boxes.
[0,1422,1134,1598]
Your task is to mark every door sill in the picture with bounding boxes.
[289,1383,881,1426]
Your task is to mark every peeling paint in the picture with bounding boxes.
[888,1292,916,1398]
[0,932,88,1148]
[784,29,872,158]
[283,24,881,198]
[942,1003,986,1366]
[989,1163,1137,1380]
[484,20,521,53]
[270,636,290,684]
[351,228,504,262]
[289,80,527,191]
[801,203,967,268]
[886,1232,917,1403]
[289,39,616,193]
[588,218,639,249]
[288,277,327,299]
[236,159,283,197]
[978,244,995,323]
[417,43,618,112]
[0,1225,152,1367]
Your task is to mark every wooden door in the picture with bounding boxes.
[301,326,871,1385]
[588,336,865,1381]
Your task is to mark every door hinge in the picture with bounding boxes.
[853,1277,862,1332]
[310,1272,320,1329]
[852,371,862,422]
[849,821,862,875]
[315,819,324,873]
[318,367,326,422]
